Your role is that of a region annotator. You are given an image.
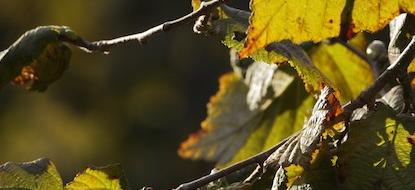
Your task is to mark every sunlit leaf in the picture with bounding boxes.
[400,0,415,14]
[0,158,63,190]
[65,164,130,190]
[338,104,415,189]
[0,26,82,91]
[351,0,399,33]
[191,0,201,10]
[240,0,346,58]
[309,40,374,103]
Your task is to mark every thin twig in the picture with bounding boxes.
[173,135,294,190]
[342,36,415,118]
[63,0,230,53]
[174,36,415,190]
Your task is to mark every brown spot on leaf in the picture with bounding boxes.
[346,24,356,40]
[407,134,415,145]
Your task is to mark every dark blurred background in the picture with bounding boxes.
[0,0,248,189]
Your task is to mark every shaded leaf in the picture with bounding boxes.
[65,164,130,190]
[264,86,343,170]
[244,61,292,110]
[178,73,261,163]
[287,147,339,190]
[389,14,415,65]
[0,26,81,91]
[262,87,344,189]
[179,64,299,165]
[227,78,315,166]
[338,104,415,189]
[381,85,405,113]
[240,0,346,58]
[267,41,333,94]
[0,158,63,190]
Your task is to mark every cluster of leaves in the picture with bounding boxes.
[0,158,130,190]
[0,0,415,189]
[178,0,415,189]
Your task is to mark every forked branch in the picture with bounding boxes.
[173,35,415,190]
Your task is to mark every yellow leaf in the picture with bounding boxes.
[400,0,415,14]
[352,0,400,32]
[408,60,415,73]
[192,0,201,10]
[240,0,346,58]
[65,164,128,190]
[310,42,374,103]
[284,164,304,187]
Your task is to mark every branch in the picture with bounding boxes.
[173,134,295,190]
[63,0,230,53]
[174,36,415,190]
[342,35,415,118]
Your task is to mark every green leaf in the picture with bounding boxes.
[0,158,63,190]
[227,78,315,166]
[65,164,130,190]
[179,63,298,165]
[338,104,415,189]
[0,26,80,91]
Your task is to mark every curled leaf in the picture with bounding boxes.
[0,158,63,190]
[0,26,81,91]
[264,86,343,169]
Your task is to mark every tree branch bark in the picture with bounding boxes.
[64,0,230,53]
[173,134,295,190]
[342,35,415,118]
